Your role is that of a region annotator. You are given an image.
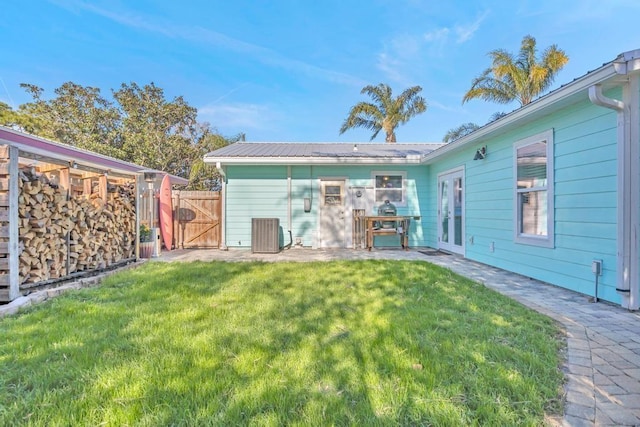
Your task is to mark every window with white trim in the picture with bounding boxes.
[372,171,406,206]
[514,130,554,247]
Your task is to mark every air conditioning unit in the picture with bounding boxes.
[251,218,280,253]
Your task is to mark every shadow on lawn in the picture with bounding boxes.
[0,260,562,425]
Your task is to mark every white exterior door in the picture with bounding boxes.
[438,169,464,254]
[319,180,346,248]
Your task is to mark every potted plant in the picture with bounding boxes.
[139,224,154,258]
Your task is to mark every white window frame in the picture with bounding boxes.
[372,171,407,207]
[513,129,554,247]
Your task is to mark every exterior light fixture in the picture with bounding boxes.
[473,146,487,160]
[143,171,157,182]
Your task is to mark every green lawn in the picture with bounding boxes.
[0,260,564,426]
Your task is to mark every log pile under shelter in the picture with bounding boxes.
[17,167,136,287]
[0,126,188,302]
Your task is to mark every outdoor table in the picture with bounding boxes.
[364,216,411,251]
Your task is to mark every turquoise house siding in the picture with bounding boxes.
[427,97,620,304]
[225,166,288,247]
[290,166,316,247]
[208,53,640,309]
[220,91,625,305]
[224,165,430,249]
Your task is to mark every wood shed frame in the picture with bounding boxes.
[0,126,188,302]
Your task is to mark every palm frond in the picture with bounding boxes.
[463,35,569,106]
[340,83,427,142]
[443,122,480,143]
[463,68,516,104]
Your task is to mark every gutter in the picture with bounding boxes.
[0,127,188,186]
[204,156,426,166]
[588,85,624,111]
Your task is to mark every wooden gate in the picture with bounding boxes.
[172,190,221,249]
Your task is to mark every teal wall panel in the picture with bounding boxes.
[428,97,621,304]
[225,166,288,247]
[224,164,432,249]
[221,90,624,304]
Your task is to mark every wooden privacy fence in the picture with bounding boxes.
[171,190,221,249]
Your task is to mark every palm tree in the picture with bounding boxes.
[487,111,507,122]
[443,122,480,143]
[462,35,569,106]
[339,83,427,143]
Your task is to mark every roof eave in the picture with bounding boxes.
[421,58,625,163]
[0,126,189,185]
[204,156,425,166]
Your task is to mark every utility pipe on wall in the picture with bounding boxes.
[588,81,639,310]
[216,162,228,250]
[285,166,293,249]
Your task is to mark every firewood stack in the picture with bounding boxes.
[18,168,136,286]
[67,182,136,274]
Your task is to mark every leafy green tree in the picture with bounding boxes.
[188,126,242,190]
[113,82,197,176]
[339,83,427,143]
[443,122,480,143]
[20,82,124,158]
[15,81,237,183]
[462,35,569,106]
[0,101,46,134]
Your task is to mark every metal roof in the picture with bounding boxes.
[206,49,640,168]
[0,126,189,185]
[205,142,444,165]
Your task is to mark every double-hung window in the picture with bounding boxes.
[514,130,554,247]
[372,171,406,206]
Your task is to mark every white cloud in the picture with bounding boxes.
[454,11,489,43]
[376,52,407,85]
[198,103,277,131]
[424,28,450,43]
[376,33,426,85]
[423,10,490,46]
[428,99,465,114]
[52,0,365,87]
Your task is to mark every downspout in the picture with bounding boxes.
[588,82,638,310]
[284,166,293,249]
[216,162,228,250]
[629,75,640,311]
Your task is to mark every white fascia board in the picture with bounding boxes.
[166,174,190,186]
[0,127,189,185]
[421,61,623,163]
[204,157,425,166]
[0,127,144,175]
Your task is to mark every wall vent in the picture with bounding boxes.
[251,218,280,253]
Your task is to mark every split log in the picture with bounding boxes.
[17,168,137,285]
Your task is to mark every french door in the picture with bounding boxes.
[438,169,464,254]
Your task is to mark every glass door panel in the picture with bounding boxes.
[438,170,464,254]
[440,180,449,244]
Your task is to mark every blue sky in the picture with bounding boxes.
[2,0,640,143]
